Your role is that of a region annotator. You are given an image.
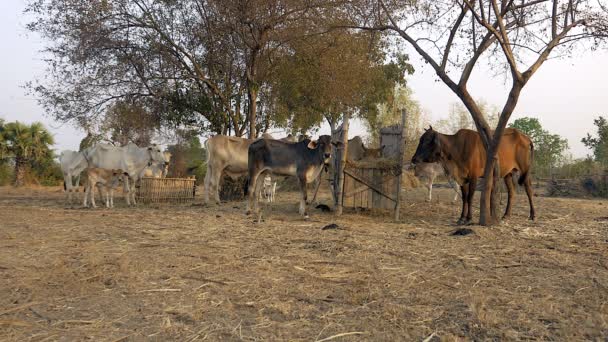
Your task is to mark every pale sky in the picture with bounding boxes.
[1,0,607,158]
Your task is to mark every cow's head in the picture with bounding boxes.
[307,135,342,167]
[411,126,442,165]
[111,169,129,182]
[147,144,165,163]
[163,151,172,166]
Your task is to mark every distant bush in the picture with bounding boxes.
[0,162,13,186]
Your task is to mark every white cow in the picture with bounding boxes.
[139,151,172,179]
[60,150,89,204]
[85,143,166,205]
[413,162,460,202]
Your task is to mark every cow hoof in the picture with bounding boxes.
[529,216,536,221]
[425,199,431,203]
[304,214,310,220]
[246,210,252,216]
[457,218,471,225]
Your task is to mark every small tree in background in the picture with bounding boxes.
[434,100,500,134]
[582,116,608,164]
[510,117,569,176]
[166,130,207,182]
[364,84,430,158]
[0,121,55,187]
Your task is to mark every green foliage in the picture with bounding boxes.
[0,120,56,186]
[79,131,103,151]
[581,116,608,163]
[270,31,413,134]
[103,101,159,146]
[166,130,207,183]
[0,162,13,186]
[510,117,569,176]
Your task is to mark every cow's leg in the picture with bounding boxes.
[523,175,536,220]
[464,178,477,224]
[130,180,137,205]
[211,167,223,205]
[426,176,433,202]
[75,174,81,192]
[64,172,73,205]
[449,179,460,202]
[457,183,469,225]
[502,174,515,220]
[123,177,131,206]
[105,187,111,208]
[90,184,97,208]
[203,165,212,204]
[83,181,89,208]
[298,176,309,219]
[246,168,262,216]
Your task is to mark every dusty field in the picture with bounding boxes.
[0,185,607,341]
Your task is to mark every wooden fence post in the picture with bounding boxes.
[394,109,407,222]
[335,112,350,216]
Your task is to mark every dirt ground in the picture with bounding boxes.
[0,185,607,341]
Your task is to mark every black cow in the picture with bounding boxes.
[246,135,339,219]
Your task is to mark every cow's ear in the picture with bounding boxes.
[307,140,318,149]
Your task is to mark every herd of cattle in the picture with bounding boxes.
[60,127,535,224]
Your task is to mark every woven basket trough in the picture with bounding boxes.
[136,177,196,204]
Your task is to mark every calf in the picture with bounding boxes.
[260,175,277,203]
[411,127,535,224]
[414,162,460,202]
[83,168,129,208]
[246,135,339,218]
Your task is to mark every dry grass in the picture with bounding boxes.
[0,185,607,341]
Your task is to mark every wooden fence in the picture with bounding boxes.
[136,177,196,204]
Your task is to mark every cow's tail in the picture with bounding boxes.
[518,141,534,186]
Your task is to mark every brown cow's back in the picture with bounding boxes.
[448,128,532,180]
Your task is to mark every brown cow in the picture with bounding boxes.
[411,127,535,224]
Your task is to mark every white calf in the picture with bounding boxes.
[414,162,460,202]
[83,168,128,208]
[261,175,277,203]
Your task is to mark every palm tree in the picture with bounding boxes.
[0,121,55,186]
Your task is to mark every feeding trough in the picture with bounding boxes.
[136,177,196,204]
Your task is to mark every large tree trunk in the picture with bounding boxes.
[13,157,26,187]
[477,84,523,225]
[247,50,259,139]
[248,86,257,139]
